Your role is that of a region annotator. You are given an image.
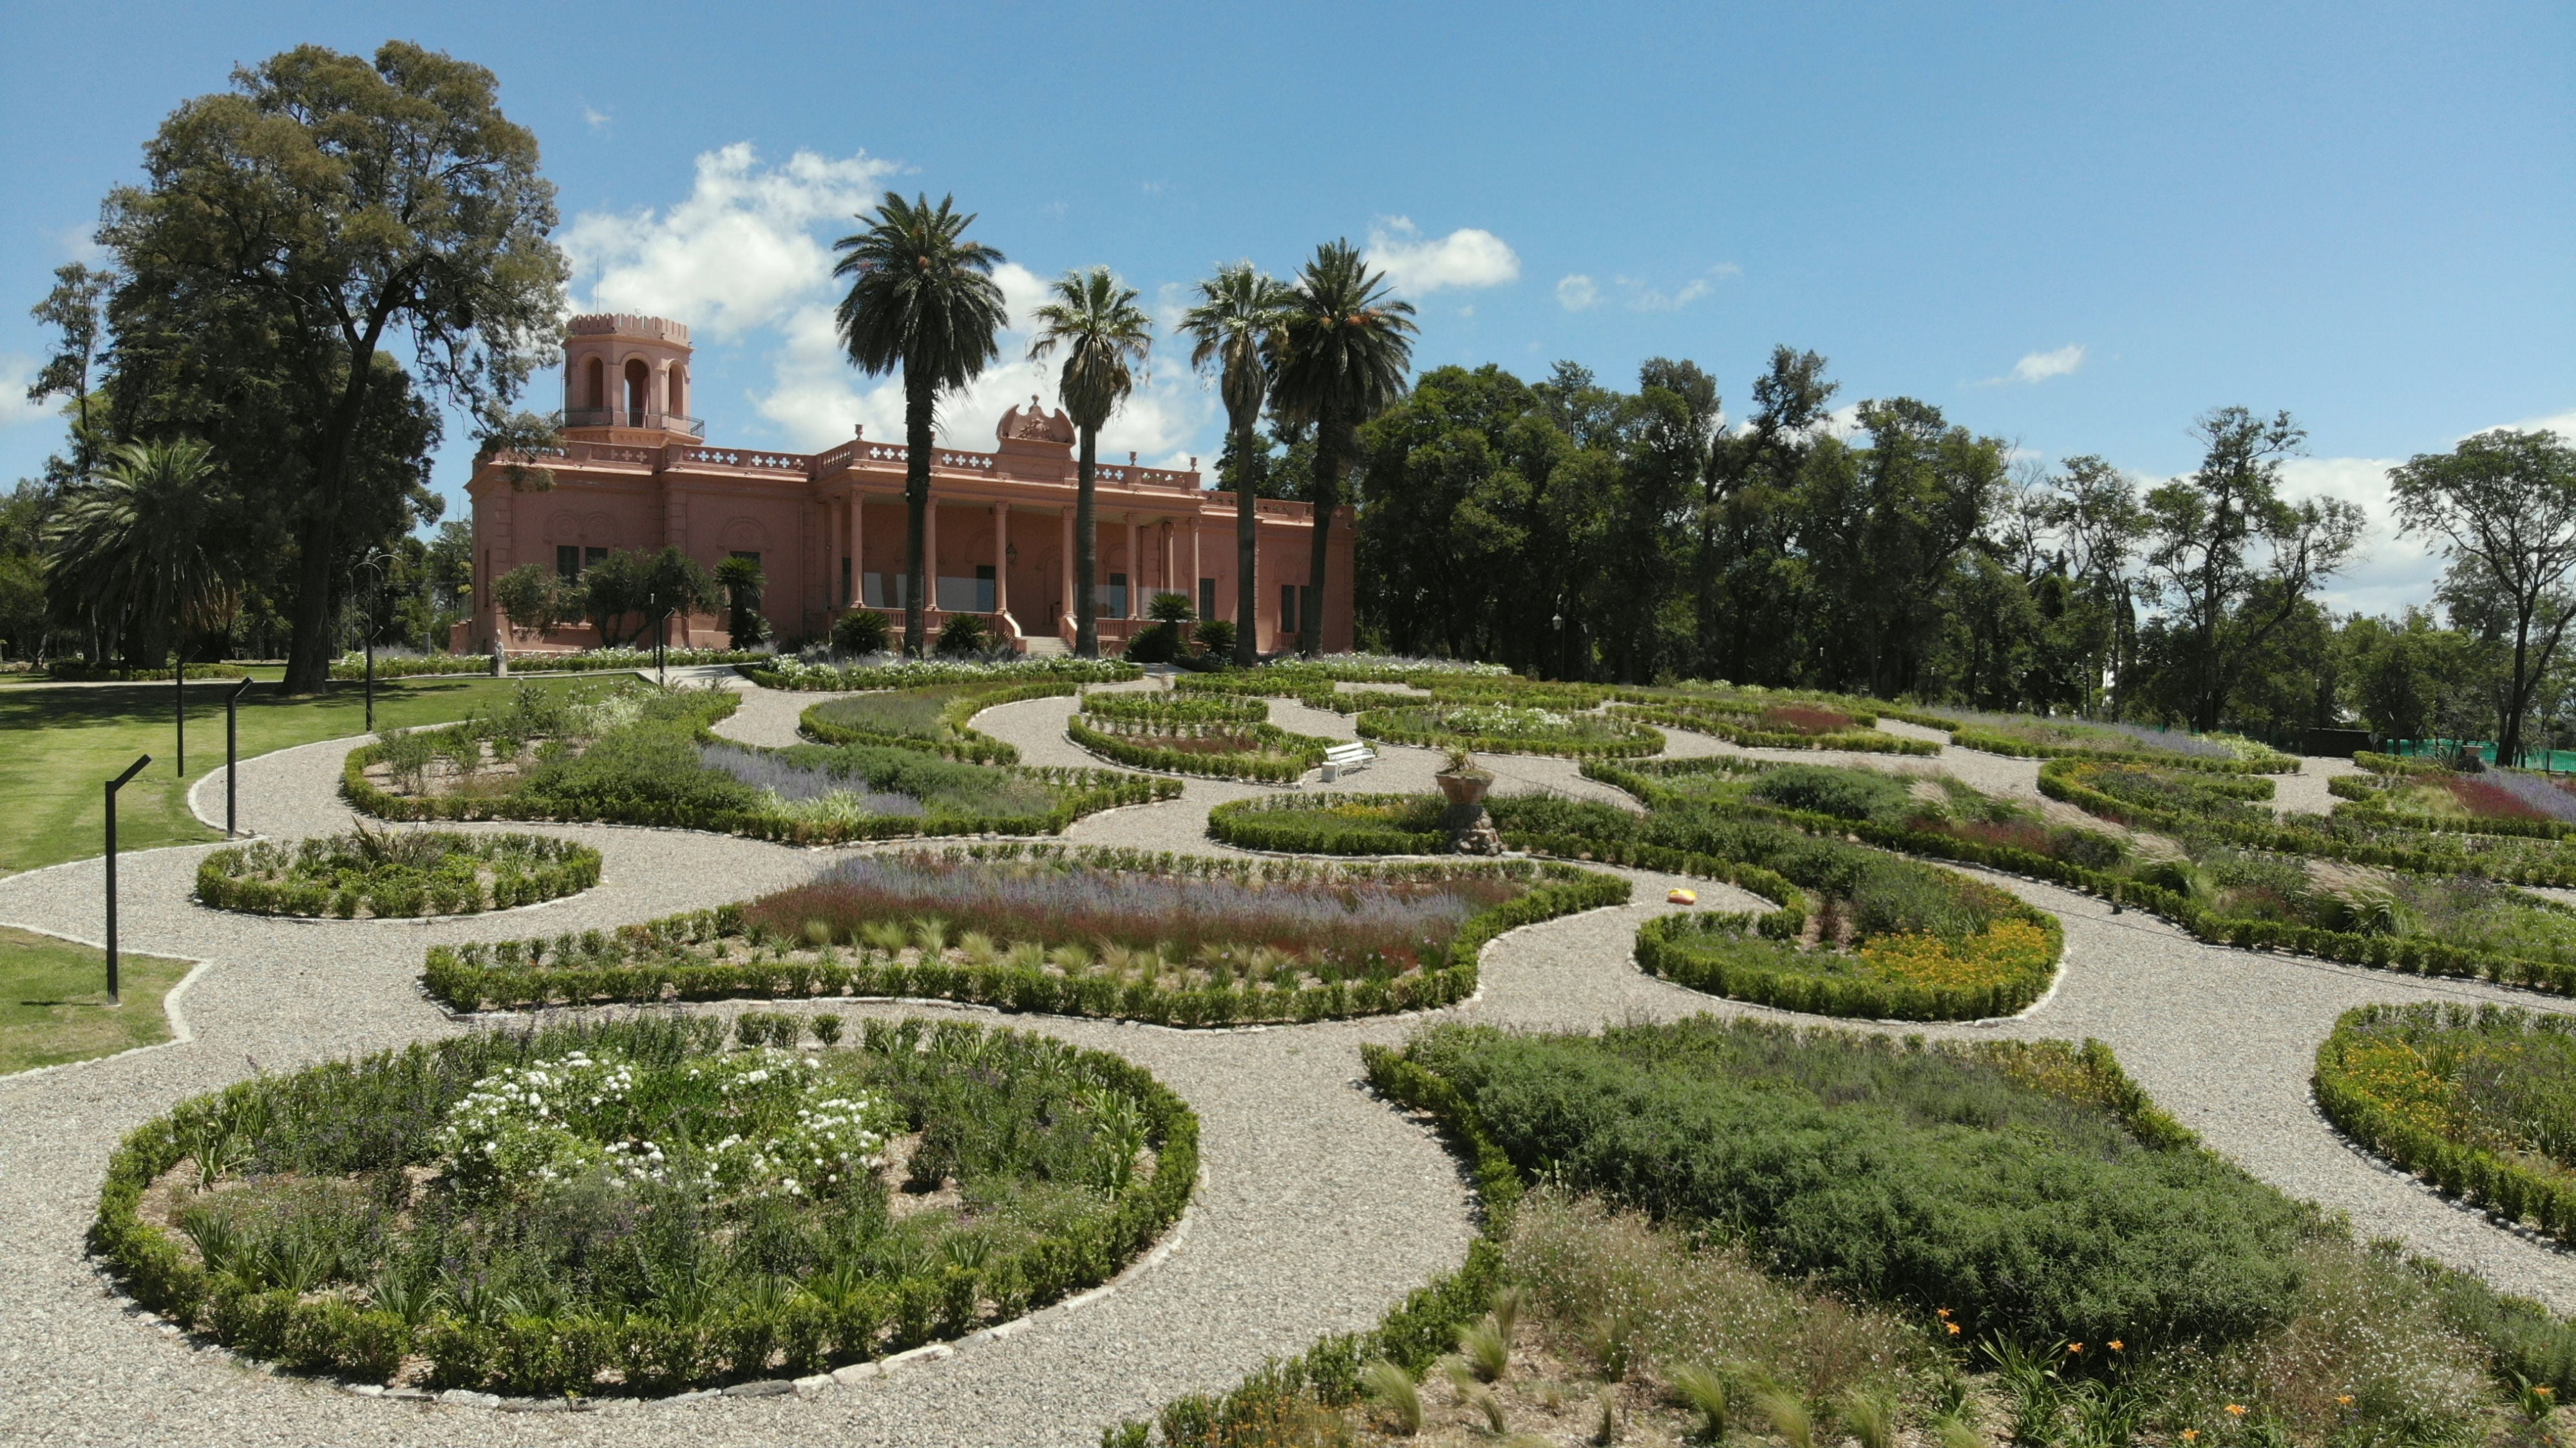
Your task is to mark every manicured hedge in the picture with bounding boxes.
[421,847,1630,1022]
[2038,755,2576,887]
[194,831,600,917]
[1577,755,2576,999]
[1066,713,1332,783]
[1355,705,1663,760]
[798,679,1081,763]
[1611,701,1940,755]
[2315,1002,2576,1247]
[45,661,253,682]
[1205,793,1451,854]
[1080,691,1270,726]
[90,1017,1196,1397]
[330,648,772,681]
[744,657,1141,690]
[1633,901,2061,1021]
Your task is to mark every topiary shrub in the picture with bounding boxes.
[936,614,990,655]
[1191,617,1237,659]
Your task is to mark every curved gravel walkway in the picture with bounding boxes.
[0,683,2570,1447]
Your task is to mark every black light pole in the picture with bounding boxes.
[225,677,252,837]
[650,588,666,686]
[106,753,151,1006]
[173,655,185,776]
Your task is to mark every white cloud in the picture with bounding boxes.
[562,144,897,339]
[0,356,53,430]
[1988,343,2087,385]
[1555,274,1600,311]
[1622,276,1711,312]
[582,105,611,133]
[1562,265,1738,313]
[1363,217,1519,295]
[2502,407,2576,442]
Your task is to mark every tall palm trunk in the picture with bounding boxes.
[902,379,933,655]
[1074,427,1100,657]
[1233,422,1259,666]
[1303,405,1343,659]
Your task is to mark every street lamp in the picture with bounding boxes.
[649,588,666,686]
[1552,597,1567,681]
[225,677,252,837]
[105,753,151,1006]
[353,547,392,733]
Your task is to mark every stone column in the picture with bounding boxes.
[1188,513,1202,617]
[1128,518,1144,617]
[860,487,881,600]
[992,501,1010,616]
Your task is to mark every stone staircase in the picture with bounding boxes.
[1021,635,1070,657]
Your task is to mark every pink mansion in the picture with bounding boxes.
[458,314,1355,655]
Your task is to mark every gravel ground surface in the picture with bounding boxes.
[1,682,2569,1447]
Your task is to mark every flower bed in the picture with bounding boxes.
[2315,1002,2576,1246]
[1066,692,1335,782]
[2331,760,2576,841]
[89,1015,1195,1396]
[329,647,772,681]
[343,681,1175,843]
[1635,907,2058,1020]
[798,679,1083,764]
[1356,703,1663,759]
[1204,793,1454,855]
[744,657,1139,691]
[421,845,1627,1024]
[194,828,600,917]
[1610,697,1937,755]
[1900,707,2296,773]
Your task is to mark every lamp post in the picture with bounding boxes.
[650,588,665,686]
[105,753,151,1006]
[225,677,252,837]
[173,653,185,776]
[353,547,390,733]
[1552,598,1567,682]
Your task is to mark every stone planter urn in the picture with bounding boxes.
[1435,769,1493,809]
[1436,755,1502,854]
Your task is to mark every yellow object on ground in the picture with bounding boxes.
[1667,888,1698,905]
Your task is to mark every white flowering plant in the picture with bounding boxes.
[437,1048,898,1202]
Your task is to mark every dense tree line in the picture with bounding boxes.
[1342,350,2576,753]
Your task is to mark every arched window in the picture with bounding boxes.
[583,356,605,411]
[623,359,650,424]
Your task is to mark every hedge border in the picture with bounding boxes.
[89,1018,1197,1398]
[329,648,772,681]
[1611,701,1938,756]
[1633,898,2063,1022]
[743,659,1142,691]
[797,679,1084,764]
[1354,706,1664,760]
[1065,713,1333,784]
[341,699,1179,845]
[194,832,602,918]
[1570,755,2576,1000]
[1203,793,1450,856]
[420,845,1632,1024]
[2327,766,2576,842]
[2314,1002,2576,1248]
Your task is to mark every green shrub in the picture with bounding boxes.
[936,614,990,655]
[1748,764,1918,823]
[831,609,893,654]
[1192,618,1237,657]
[195,830,600,918]
[1207,793,1452,854]
[1397,1019,2310,1351]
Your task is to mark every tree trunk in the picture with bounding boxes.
[1233,422,1258,666]
[903,382,933,656]
[281,505,343,693]
[1074,427,1099,659]
[1303,408,1341,660]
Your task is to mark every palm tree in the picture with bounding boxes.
[43,437,237,664]
[1180,262,1294,666]
[833,193,1009,656]
[1271,241,1416,657]
[1029,267,1153,659]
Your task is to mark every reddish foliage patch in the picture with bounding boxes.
[1758,704,1855,736]
[2442,775,2552,821]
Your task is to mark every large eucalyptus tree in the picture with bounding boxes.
[1180,262,1293,665]
[1030,268,1154,659]
[1272,242,1416,657]
[833,193,1009,656]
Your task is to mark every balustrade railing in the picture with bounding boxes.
[564,408,706,437]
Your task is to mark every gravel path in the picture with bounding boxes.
[1,684,2568,1447]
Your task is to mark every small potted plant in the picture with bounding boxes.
[1435,744,1493,807]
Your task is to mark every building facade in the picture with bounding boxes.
[458,313,1355,655]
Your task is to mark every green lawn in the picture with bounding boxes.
[0,673,601,876]
[0,925,195,1074]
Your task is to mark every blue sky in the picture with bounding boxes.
[3,1,2568,614]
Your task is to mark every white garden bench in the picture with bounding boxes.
[1318,742,1376,782]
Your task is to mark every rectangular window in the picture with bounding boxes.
[840,557,851,606]
[556,545,580,580]
[1097,571,1128,617]
[1280,584,1312,637]
[730,549,760,566]
[584,546,609,570]
[974,565,997,614]
[1200,578,1216,621]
